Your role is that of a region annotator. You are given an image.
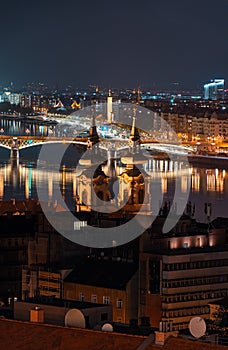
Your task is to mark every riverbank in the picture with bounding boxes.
[0,114,57,125]
[146,148,228,168]
[188,154,228,168]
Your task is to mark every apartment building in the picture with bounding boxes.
[139,218,228,330]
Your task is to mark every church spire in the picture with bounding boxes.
[129,106,140,150]
[87,104,99,149]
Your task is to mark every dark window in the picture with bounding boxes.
[149,259,160,294]
[117,298,123,309]
[82,190,87,204]
[138,190,144,204]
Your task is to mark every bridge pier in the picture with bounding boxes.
[10,137,20,167]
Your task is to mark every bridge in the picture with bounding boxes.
[0,135,193,167]
[0,135,88,150]
[0,135,166,152]
[0,136,88,166]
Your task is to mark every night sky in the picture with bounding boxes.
[1,0,228,89]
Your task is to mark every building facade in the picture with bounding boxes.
[204,79,225,100]
[139,220,228,330]
[63,260,138,324]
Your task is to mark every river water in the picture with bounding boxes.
[0,117,227,223]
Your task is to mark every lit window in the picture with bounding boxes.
[79,293,84,302]
[103,296,110,305]
[91,295,97,303]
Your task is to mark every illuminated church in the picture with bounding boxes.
[76,112,151,216]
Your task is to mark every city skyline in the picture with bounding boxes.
[0,78,226,95]
[1,0,228,89]
[1,1,228,346]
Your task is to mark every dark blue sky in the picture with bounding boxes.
[0,0,227,89]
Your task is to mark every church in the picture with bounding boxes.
[75,110,152,218]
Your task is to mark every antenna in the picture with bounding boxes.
[137,87,141,104]
[189,317,206,339]
[204,202,214,231]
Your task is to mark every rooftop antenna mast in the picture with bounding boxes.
[137,86,141,105]
[204,202,214,232]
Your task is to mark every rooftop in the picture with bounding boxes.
[0,199,42,215]
[19,297,107,310]
[163,337,227,350]
[0,214,36,235]
[209,297,228,307]
[0,319,227,350]
[64,259,138,290]
[0,319,151,350]
[142,244,228,256]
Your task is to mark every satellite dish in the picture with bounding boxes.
[101,323,113,332]
[189,317,206,338]
[65,309,86,329]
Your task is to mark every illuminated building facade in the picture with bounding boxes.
[204,79,225,100]
[63,259,138,324]
[160,111,228,142]
[22,268,62,299]
[139,219,228,330]
[76,112,152,216]
[107,90,113,122]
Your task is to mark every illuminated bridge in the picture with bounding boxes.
[0,135,163,151]
[0,136,88,150]
[0,136,193,164]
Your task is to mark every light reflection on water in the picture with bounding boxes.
[0,145,228,223]
[0,117,78,138]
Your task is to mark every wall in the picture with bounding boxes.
[14,301,112,329]
[64,282,127,323]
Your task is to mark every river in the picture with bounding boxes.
[0,117,227,224]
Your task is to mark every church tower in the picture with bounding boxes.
[76,110,110,212]
[118,110,151,215]
[87,106,100,150]
[129,107,140,153]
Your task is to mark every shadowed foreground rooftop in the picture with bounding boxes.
[0,319,227,350]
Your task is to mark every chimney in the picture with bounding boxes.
[155,321,178,345]
[30,306,44,323]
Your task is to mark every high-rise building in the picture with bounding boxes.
[139,217,228,330]
[9,93,21,105]
[204,79,225,100]
[20,94,32,108]
[107,90,113,122]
